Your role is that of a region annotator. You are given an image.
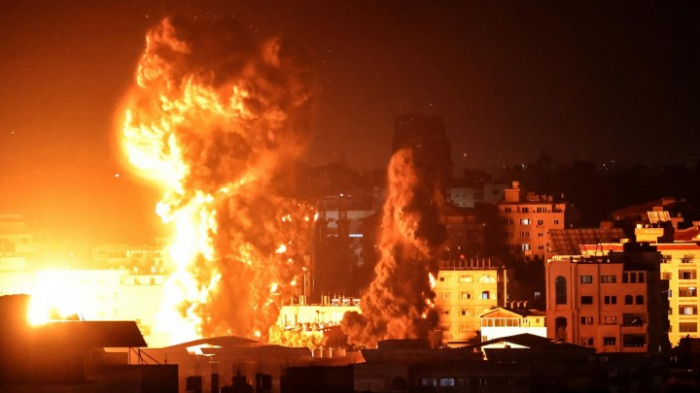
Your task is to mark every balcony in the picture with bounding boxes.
[622,334,647,352]
[622,314,646,329]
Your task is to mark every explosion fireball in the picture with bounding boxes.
[120,18,314,343]
[341,148,447,348]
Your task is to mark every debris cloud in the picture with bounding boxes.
[341,148,447,347]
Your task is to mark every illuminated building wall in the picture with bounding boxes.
[0,237,170,347]
[656,245,700,347]
[583,229,700,347]
[479,307,546,346]
[633,223,700,346]
[545,245,669,354]
[277,302,360,328]
[433,260,506,344]
[0,268,167,346]
[499,181,566,261]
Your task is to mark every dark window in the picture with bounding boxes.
[555,276,567,305]
[625,295,633,305]
[622,272,629,283]
[555,317,567,341]
[635,295,644,305]
[581,296,593,305]
[604,295,617,305]
[601,275,617,283]
[604,337,617,346]
[679,287,698,297]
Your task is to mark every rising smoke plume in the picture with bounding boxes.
[120,17,314,342]
[341,147,447,347]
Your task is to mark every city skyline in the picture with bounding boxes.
[1,1,698,237]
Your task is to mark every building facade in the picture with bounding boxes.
[545,243,669,354]
[499,182,566,261]
[580,221,700,347]
[433,259,507,344]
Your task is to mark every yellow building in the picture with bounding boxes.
[629,222,700,347]
[657,243,700,346]
[597,220,700,347]
[499,181,566,261]
[433,259,506,345]
[276,300,360,328]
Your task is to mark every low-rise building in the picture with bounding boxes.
[480,307,546,346]
[433,259,506,345]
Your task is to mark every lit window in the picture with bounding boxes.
[481,291,490,300]
[680,305,698,315]
[479,275,496,283]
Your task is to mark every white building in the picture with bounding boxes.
[480,307,547,348]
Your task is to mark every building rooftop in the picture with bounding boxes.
[674,226,700,242]
[550,228,625,256]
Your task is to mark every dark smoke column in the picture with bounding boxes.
[341,140,448,347]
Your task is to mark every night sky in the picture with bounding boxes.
[0,1,698,239]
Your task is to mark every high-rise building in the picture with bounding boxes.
[392,113,453,184]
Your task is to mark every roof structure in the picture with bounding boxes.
[550,228,625,256]
[674,227,700,242]
[480,307,545,319]
[35,321,147,348]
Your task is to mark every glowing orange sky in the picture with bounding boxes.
[0,1,698,238]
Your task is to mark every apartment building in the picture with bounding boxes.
[499,182,566,261]
[546,243,669,354]
[433,258,507,344]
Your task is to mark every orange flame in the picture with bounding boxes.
[119,18,314,344]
